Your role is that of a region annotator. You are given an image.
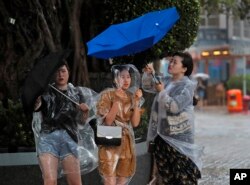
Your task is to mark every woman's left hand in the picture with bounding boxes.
[155,83,164,92]
[134,89,143,101]
[78,103,89,112]
[78,103,89,120]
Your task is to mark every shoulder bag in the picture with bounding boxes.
[167,112,191,135]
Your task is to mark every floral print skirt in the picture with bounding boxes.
[154,136,201,185]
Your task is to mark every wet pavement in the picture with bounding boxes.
[195,106,250,185]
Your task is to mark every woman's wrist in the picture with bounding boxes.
[134,100,140,108]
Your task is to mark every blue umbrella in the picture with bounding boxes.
[87,7,180,59]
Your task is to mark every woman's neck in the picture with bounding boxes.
[56,84,68,90]
[171,74,184,81]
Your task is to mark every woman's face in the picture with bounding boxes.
[55,65,69,86]
[118,70,131,90]
[167,56,187,76]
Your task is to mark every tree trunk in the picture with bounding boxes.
[70,0,89,86]
[0,0,90,100]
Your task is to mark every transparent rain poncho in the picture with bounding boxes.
[32,83,98,179]
[142,73,204,171]
[96,64,144,185]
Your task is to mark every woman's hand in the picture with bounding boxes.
[134,89,143,105]
[78,103,89,120]
[155,83,164,92]
[78,103,89,112]
[143,63,155,74]
[34,96,42,111]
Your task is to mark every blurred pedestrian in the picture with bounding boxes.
[215,82,226,105]
[142,52,203,185]
[197,77,207,107]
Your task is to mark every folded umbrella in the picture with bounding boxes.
[87,7,180,59]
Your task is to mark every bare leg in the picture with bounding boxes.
[117,177,129,185]
[38,153,59,185]
[103,176,116,185]
[62,155,82,185]
[148,157,157,185]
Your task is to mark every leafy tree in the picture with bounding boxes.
[200,0,250,20]
[226,74,250,94]
[0,0,200,101]
[0,0,201,149]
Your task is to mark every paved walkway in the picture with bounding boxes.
[195,106,250,185]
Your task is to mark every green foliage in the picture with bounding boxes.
[226,74,250,94]
[99,0,200,61]
[134,110,149,140]
[200,0,250,20]
[0,100,34,148]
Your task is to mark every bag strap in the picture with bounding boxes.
[114,120,130,130]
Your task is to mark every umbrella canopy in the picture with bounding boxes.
[21,50,70,114]
[193,73,210,80]
[87,7,180,59]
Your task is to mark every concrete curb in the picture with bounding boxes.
[0,142,152,185]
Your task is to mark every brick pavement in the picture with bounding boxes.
[195,106,250,185]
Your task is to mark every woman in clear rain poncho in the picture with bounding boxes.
[32,61,98,185]
[96,64,144,185]
[142,52,204,185]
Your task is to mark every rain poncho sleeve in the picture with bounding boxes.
[144,76,204,171]
[32,83,98,176]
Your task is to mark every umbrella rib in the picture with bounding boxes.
[49,84,80,106]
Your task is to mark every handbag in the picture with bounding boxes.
[166,112,191,135]
[95,125,122,146]
[147,140,155,153]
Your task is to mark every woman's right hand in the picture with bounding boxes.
[34,96,42,111]
[143,63,155,74]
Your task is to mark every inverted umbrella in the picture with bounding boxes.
[87,7,180,59]
[21,50,71,114]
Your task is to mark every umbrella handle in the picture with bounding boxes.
[49,84,80,106]
[151,73,161,84]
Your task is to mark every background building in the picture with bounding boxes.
[191,9,250,84]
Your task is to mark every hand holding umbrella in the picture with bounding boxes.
[21,50,71,114]
[144,63,161,84]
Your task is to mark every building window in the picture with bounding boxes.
[199,11,219,28]
[233,19,241,37]
[244,20,250,38]
[207,16,219,27]
[200,17,206,26]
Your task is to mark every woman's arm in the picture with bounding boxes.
[131,101,141,127]
[34,96,42,111]
[96,90,120,126]
[104,101,119,125]
[131,89,143,127]
[78,103,89,121]
[161,84,194,114]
